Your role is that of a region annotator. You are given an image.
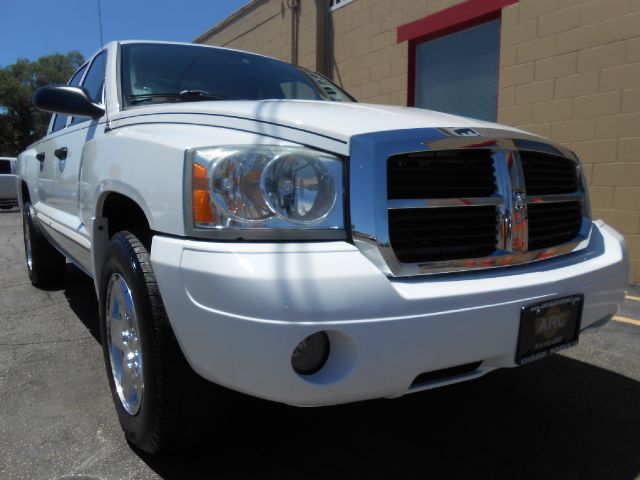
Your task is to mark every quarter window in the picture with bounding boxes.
[71,51,106,125]
[51,64,88,132]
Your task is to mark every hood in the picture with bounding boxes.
[114,99,529,142]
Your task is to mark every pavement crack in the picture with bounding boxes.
[0,336,94,347]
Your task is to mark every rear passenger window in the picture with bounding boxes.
[51,63,88,133]
[52,113,69,132]
[71,51,107,126]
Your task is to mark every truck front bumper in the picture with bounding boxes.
[151,221,628,406]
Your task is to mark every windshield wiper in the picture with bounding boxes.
[128,89,239,105]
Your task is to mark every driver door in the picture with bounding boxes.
[35,63,88,212]
[46,50,108,274]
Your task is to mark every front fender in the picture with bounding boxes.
[81,122,302,238]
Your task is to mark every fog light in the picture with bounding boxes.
[291,332,330,375]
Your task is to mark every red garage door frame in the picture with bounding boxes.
[397,0,518,107]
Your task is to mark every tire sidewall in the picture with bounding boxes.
[22,202,38,284]
[22,201,66,286]
[99,233,159,448]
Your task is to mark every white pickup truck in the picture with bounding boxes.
[18,40,629,453]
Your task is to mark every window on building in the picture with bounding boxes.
[414,19,500,122]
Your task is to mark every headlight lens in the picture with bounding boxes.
[190,145,344,231]
[261,153,337,224]
[210,149,273,222]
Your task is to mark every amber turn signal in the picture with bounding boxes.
[193,163,214,224]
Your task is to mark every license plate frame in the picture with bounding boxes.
[516,294,584,365]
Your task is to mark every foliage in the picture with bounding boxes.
[0,51,84,156]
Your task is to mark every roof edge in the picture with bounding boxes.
[193,0,268,44]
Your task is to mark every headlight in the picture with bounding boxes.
[262,153,337,224]
[188,145,344,235]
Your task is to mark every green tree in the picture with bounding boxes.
[0,51,84,156]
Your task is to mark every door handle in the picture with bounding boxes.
[54,147,68,160]
[36,152,45,162]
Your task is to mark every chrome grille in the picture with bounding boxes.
[521,151,579,195]
[522,151,583,252]
[388,206,498,262]
[387,150,496,199]
[528,201,583,251]
[349,129,591,277]
[387,150,500,264]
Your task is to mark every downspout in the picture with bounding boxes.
[315,0,330,77]
[288,0,300,65]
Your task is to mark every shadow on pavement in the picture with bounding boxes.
[42,264,101,343]
[51,263,640,479]
[139,355,640,479]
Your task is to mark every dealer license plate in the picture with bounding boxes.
[516,294,583,365]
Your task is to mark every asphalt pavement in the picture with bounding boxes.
[1,209,639,480]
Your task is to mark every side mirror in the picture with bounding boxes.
[33,85,105,119]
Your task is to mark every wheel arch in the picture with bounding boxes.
[92,189,154,298]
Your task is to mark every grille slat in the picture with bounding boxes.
[529,221,581,233]
[390,189,494,198]
[529,215,581,226]
[522,151,582,251]
[528,210,581,221]
[389,221,496,234]
[527,201,582,251]
[391,232,496,243]
[525,174,577,181]
[389,206,498,263]
[521,151,579,195]
[389,209,497,221]
[387,150,496,200]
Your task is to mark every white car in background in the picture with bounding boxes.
[17,41,629,454]
[0,157,18,209]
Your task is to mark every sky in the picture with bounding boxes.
[0,0,250,67]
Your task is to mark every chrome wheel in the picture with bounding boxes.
[106,273,144,415]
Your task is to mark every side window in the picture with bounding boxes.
[51,64,88,133]
[71,52,107,126]
[51,112,69,133]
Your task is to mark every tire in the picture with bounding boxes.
[99,231,218,454]
[22,201,66,286]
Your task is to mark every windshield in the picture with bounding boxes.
[120,43,355,107]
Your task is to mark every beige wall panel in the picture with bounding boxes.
[497,0,640,282]
[195,0,640,281]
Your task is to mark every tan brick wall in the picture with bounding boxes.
[198,0,467,107]
[196,0,319,71]
[497,0,640,283]
[330,0,468,104]
[195,0,639,283]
